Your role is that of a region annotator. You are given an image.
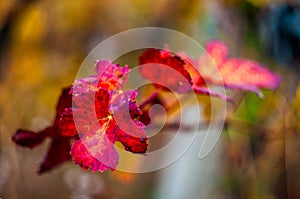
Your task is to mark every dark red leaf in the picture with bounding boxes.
[12,128,49,149]
[139,48,193,93]
[59,108,77,137]
[12,86,75,174]
[38,135,72,174]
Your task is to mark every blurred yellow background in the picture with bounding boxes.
[1,0,300,199]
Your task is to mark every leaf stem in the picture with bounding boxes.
[139,91,159,110]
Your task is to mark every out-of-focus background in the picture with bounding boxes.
[1,0,300,199]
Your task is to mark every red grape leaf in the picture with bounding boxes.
[139,48,192,93]
[95,60,130,90]
[63,83,147,172]
[12,87,75,174]
[12,128,50,149]
[72,60,130,95]
[13,60,148,174]
[139,48,230,99]
[70,136,119,172]
[59,108,77,137]
[38,135,72,174]
[199,40,281,96]
[68,61,147,172]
